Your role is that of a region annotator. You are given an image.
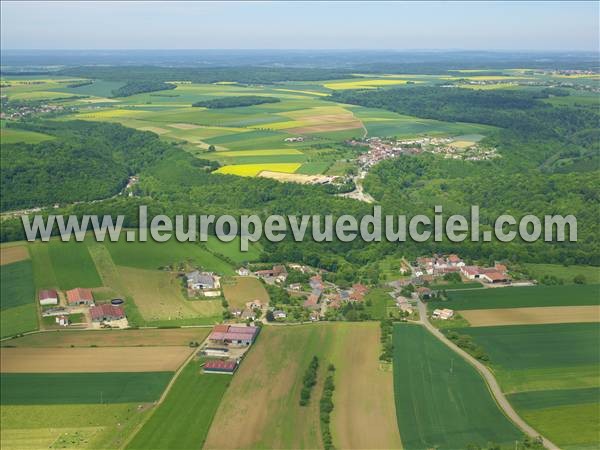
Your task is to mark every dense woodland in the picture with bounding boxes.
[192,96,280,108]
[111,81,177,97]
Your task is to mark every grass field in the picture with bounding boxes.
[524,263,600,284]
[0,372,173,404]
[0,260,37,338]
[222,276,269,309]
[429,284,600,311]
[205,323,401,449]
[204,237,262,264]
[392,324,522,449]
[460,323,600,449]
[3,328,210,347]
[460,305,600,327]
[46,239,103,289]
[1,347,192,373]
[126,359,230,450]
[0,403,151,450]
[105,238,234,274]
[0,128,54,144]
[118,266,222,324]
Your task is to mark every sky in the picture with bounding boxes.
[1,1,598,51]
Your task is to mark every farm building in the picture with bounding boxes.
[417,287,433,300]
[186,271,217,290]
[38,289,58,306]
[255,265,288,282]
[304,289,321,309]
[432,308,454,320]
[350,283,369,302]
[66,288,94,306]
[461,265,483,280]
[204,360,238,374]
[208,324,260,346]
[202,347,230,357]
[273,310,287,319]
[236,267,251,276]
[90,304,125,322]
[480,270,511,284]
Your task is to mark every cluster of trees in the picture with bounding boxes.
[1,121,169,211]
[379,319,394,362]
[111,81,176,97]
[67,80,94,88]
[445,331,489,362]
[299,356,319,406]
[192,96,280,109]
[320,364,336,450]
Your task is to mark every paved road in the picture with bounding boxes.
[417,300,560,450]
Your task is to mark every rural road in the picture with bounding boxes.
[416,300,560,450]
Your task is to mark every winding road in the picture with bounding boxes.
[416,300,560,450]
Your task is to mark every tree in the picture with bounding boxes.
[573,274,587,284]
[208,145,216,152]
[266,310,275,322]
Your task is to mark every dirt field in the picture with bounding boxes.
[288,121,363,134]
[460,305,600,327]
[258,171,333,184]
[0,346,193,373]
[204,323,401,449]
[138,126,169,134]
[2,328,210,348]
[0,246,29,265]
[222,276,269,309]
[330,324,402,449]
[119,266,222,321]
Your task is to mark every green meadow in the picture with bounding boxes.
[460,323,600,449]
[392,324,521,449]
[0,128,54,144]
[126,360,230,450]
[1,260,38,338]
[429,284,600,310]
[0,372,173,405]
[524,263,600,284]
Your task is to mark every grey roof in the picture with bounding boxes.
[186,271,215,288]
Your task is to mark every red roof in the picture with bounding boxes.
[39,289,58,300]
[483,271,509,281]
[90,304,124,320]
[461,266,481,276]
[213,324,230,333]
[204,360,237,371]
[66,288,93,304]
[448,254,462,263]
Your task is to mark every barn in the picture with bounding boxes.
[38,289,59,306]
[204,360,238,374]
[66,288,94,306]
[208,324,259,346]
[90,304,125,322]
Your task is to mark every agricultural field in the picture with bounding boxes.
[0,127,54,144]
[0,245,29,265]
[524,263,600,284]
[1,346,193,373]
[459,323,600,449]
[126,359,230,450]
[0,371,173,404]
[2,328,210,348]
[222,276,269,309]
[205,322,401,449]
[428,283,600,311]
[0,259,37,338]
[0,403,151,450]
[392,324,522,449]
[460,305,600,327]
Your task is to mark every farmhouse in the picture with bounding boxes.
[417,287,433,300]
[309,274,324,290]
[480,270,510,284]
[432,308,454,320]
[90,304,125,322]
[255,265,288,283]
[241,309,256,321]
[304,289,321,309]
[273,310,287,319]
[208,324,260,346]
[186,271,217,290]
[66,288,94,306]
[236,267,251,276]
[204,360,238,375]
[350,283,368,302]
[38,289,58,306]
[461,265,483,280]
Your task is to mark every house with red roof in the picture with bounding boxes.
[66,288,94,305]
[204,360,238,374]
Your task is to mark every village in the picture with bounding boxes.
[349,135,500,169]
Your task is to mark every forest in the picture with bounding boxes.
[192,96,280,108]
[111,81,177,97]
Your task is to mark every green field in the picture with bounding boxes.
[204,236,262,264]
[392,324,522,449]
[429,284,600,310]
[126,359,230,450]
[104,237,234,274]
[0,128,54,144]
[46,239,103,289]
[461,323,600,448]
[0,403,151,450]
[1,260,38,338]
[524,263,600,284]
[0,372,173,404]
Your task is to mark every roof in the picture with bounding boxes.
[213,324,230,333]
[90,304,124,320]
[66,288,93,304]
[39,289,58,300]
[461,266,481,276]
[448,254,462,262]
[204,360,237,371]
[186,271,215,287]
[483,271,509,281]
